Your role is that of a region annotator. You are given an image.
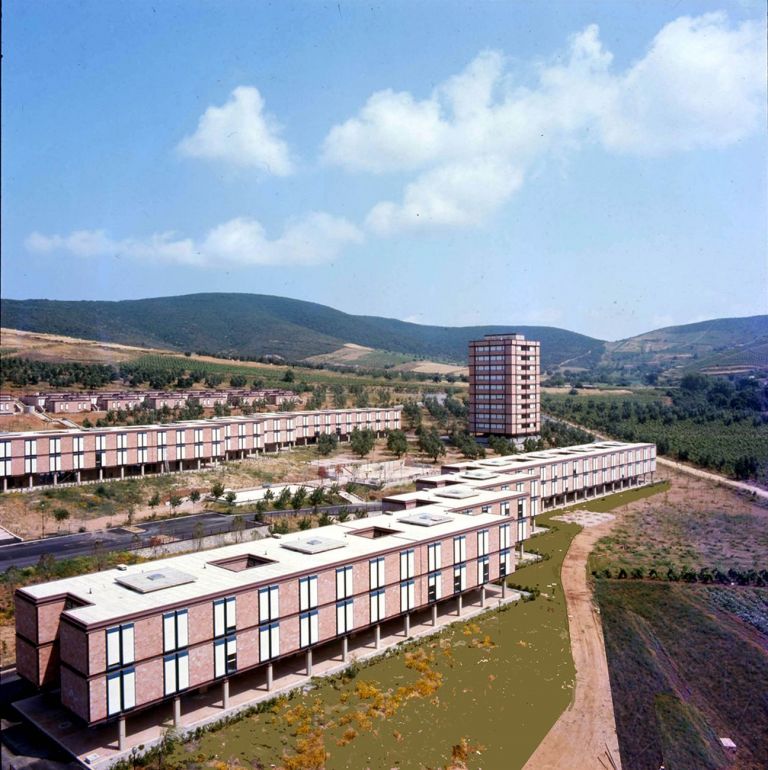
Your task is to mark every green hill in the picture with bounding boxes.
[0,293,602,369]
[604,316,768,373]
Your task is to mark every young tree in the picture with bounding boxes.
[276,487,292,510]
[210,481,225,500]
[148,492,161,510]
[386,429,409,458]
[291,486,308,511]
[189,489,201,510]
[308,486,325,509]
[350,428,376,458]
[169,494,183,512]
[225,491,237,506]
[317,432,339,456]
[418,429,446,463]
[53,507,70,527]
[402,401,422,430]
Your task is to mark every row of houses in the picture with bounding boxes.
[14,439,655,753]
[0,407,403,490]
[9,388,298,414]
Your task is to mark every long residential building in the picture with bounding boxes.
[14,439,655,748]
[468,333,541,438]
[0,407,402,491]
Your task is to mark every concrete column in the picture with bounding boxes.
[118,716,126,751]
[404,613,410,637]
[53,472,58,486]
[266,663,273,691]
[342,636,349,662]
[502,579,507,598]
[306,649,313,676]
[457,594,463,616]
[120,466,125,479]
[432,604,438,626]
[519,541,525,559]
[2,477,7,492]
[29,475,34,489]
[76,471,81,484]
[222,678,230,709]
[481,585,486,608]
[173,696,181,727]
[140,465,145,476]
[99,468,104,481]
[197,459,201,470]
[375,624,381,649]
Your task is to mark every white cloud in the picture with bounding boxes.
[26,213,363,268]
[323,13,765,234]
[178,86,294,175]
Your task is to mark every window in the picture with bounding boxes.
[477,530,489,557]
[214,636,237,677]
[369,589,386,622]
[336,566,353,600]
[517,499,526,519]
[0,441,10,476]
[499,549,512,578]
[499,523,511,550]
[299,576,319,611]
[163,609,189,653]
[24,439,37,474]
[213,596,237,637]
[453,535,467,564]
[453,564,467,593]
[106,668,136,715]
[399,549,415,580]
[336,599,354,634]
[259,622,280,661]
[369,557,385,590]
[106,624,135,669]
[477,557,490,585]
[164,651,189,695]
[427,542,442,572]
[300,610,319,647]
[427,572,442,603]
[258,585,279,623]
[400,580,416,612]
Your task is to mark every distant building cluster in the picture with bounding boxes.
[0,407,403,491]
[4,388,298,415]
[468,333,541,439]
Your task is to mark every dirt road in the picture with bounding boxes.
[522,518,622,770]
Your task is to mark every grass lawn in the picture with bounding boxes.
[598,581,768,770]
[152,517,581,770]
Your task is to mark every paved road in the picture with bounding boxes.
[0,503,382,570]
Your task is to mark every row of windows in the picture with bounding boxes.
[106,556,506,715]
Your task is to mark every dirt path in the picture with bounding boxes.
[522,518,622,770]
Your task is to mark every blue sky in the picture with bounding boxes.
[3,0,766,341]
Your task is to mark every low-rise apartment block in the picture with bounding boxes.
[0,407,403,491]
[14,438,654,753]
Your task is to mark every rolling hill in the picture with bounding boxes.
[1,294,765,375]
[0,294,603,370]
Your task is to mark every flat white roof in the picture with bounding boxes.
[21,510,502,627]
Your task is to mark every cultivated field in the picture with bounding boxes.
[588,466,768,577]
[599,581,768,770]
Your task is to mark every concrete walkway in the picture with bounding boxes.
[15,584,522,770]
[522,519,622,770]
